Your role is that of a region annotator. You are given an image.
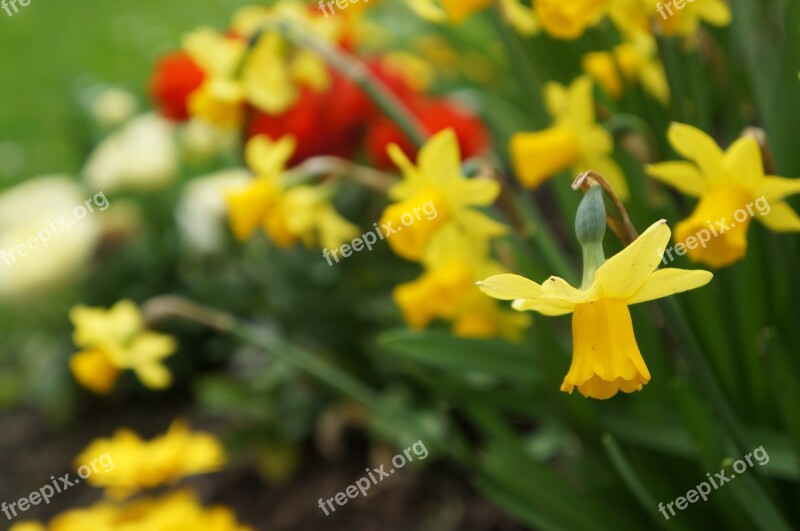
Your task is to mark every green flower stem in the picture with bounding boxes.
[270,22,429,149]
[602,434,685,531]
[142,296,463,459]
[657,298,749,452]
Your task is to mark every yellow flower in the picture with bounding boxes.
[12,490,252,531]
[381,128,506,261]
[407,0,539,35]
[510,76,629,198]
[394,231,529,339]
[534,0,610,39]
[183,28,247,128]
[75,421,226,500]
[582,35,669,105]
[479,220,713,398]
[69,300,177,394]
[647,123,800,268]
[654,0,731,37]
[226,135,359,249]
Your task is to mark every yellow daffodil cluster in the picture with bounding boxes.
[75,420,227,500]
[12,424,247,531]
[648,123,800,268]
[10,490,251,531]
[69,300,177,395]
[382,129,527,339]
[405,0,731,40]
[582,33,670,104]
[226,135,359,250]
[182,1,340,128]
[511,76,629,198]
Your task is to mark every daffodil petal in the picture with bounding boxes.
[245,135,296,177]
[757,201,800,232]
[755,176,800,202]
[594,220,670,299]
[695,0,732,25]
[478,274,543,300]
[541,276,593,304]
[667,123,723,177]
[460,178,501,206]
[722,136,764,188]
[627,268,713,305]
[418,129,462,186]
[513,298,575,316]
[647,161,707,197]
[134,362,172,389]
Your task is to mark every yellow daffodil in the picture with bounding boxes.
[226,135,359,250]
[510,76,629,198]
[380,129,507,261]
[183,27,247,128]
[479,219,713,399]
[11,490,252,531]
[582,35,670,105]
[647,123,800,268]
[395,232,529,339]
[75,420,226,500]
[534,0,610,39]
[407,0,539,35]
[69,300,177,394]
[653,0,731,37]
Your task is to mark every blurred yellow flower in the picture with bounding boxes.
[654,0,731,37]
[407,0,538,35]
[183,27,247,127]
[480,220,713,398]
[395,232,529,339]
[534,0,609,39]
[647,123,800,268]
[11,490,251,531]
[226,135,359,249]
[76,421,226,500]
[69,300,177,394]
[510,76,629,198]
[582,35,670,104]
[381,128,506,261]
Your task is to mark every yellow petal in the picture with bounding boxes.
[134,362,172,390]
[722,136,764,189]
[510,127,580,188]
[418,129,463,188]
[647,161,707,197]
[755,176,800,202]
[695,0,732,26]
[498,0,540,35]
[667,123,723,177]
[245,135,296,177]
[627,268,713,305]
[594,220,670,299]
[757,201,800,232]
[561,298,650,399]
[542,276,595,304]
[406,0,449,22]
[566,75,596,126]
[478,274,543,300]
[440,0,492,22]
[460,178,501,206]
[70,350,121,395]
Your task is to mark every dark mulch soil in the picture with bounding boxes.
[0,406,527,531]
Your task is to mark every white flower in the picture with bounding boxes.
[83,113,179,192]
[176,169,250,253]
[0,176,100,298]
[90,86,139,129]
